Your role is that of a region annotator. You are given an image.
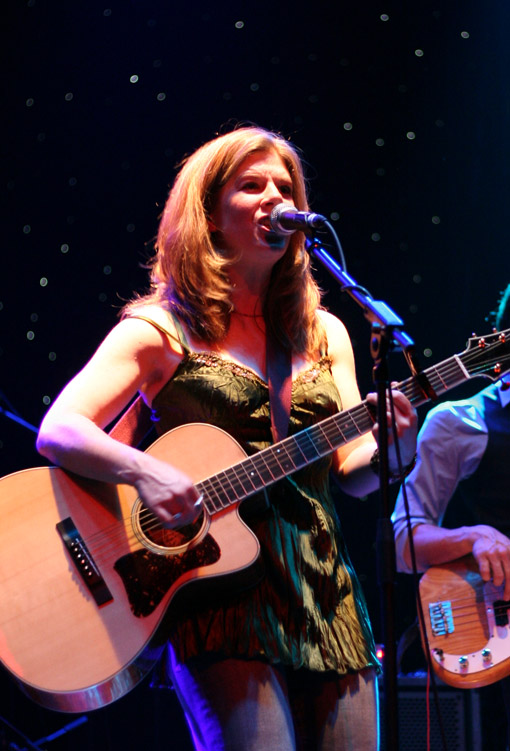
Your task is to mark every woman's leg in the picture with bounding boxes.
[166,646,297,751]
[287,666,379,751]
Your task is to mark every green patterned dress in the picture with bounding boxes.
[134,314,379,677]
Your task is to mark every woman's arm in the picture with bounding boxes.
[36,316,201,526]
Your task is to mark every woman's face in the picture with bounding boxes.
[210,149,295,265]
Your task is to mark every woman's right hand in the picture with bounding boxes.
[134,453,203,528]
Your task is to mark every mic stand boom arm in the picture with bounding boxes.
[305,236,417,368]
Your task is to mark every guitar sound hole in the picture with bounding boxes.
[134,501,206,555]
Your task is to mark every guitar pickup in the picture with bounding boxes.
[57,517,113,607]
[493,599,510,627]
[429,600,454,636]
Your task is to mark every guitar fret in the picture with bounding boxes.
[270,444,298,475]
[281,437,309,467]
[427,365,451,392]
[306,423,335,454]
[230,461,263,496]
[211,469,243,506]
[294,431,321,461]
[250,451,280,484]
[198,477,225,512]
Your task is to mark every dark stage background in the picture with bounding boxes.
[1,1,509,749]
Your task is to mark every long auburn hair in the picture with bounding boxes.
[124,126,325,355]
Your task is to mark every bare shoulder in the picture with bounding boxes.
[316,309,353,360]
[42,309,184,427]
[112,306,184,356]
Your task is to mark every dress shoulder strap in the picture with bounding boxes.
[108,310,190,447]
[127,310,191,352]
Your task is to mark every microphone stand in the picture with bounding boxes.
[305,235,420,751]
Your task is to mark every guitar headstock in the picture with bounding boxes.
[461,328,510,381]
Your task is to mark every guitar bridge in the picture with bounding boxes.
[57,517,113,607]
[429,600,454,636]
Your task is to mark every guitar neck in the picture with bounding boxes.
[196,349,475,514]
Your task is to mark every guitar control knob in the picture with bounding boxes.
[458,656,469,670]
[482,648,492,665]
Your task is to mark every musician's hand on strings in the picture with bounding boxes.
[470,525,510,600]
[134,453,202,528]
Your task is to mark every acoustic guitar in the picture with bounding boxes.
[1,329,509,712]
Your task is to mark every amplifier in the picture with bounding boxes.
[379,673,481,751]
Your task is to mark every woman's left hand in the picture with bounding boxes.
[366,386,418,471]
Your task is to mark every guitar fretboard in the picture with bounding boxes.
[195,331,510,515]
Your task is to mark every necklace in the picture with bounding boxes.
[232,310,264,318]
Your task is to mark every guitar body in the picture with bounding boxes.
[0,424,261,712]
[419,556,510,688]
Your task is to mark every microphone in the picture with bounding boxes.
[270,204,327,235]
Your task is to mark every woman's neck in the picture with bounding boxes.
[229,271,268,318]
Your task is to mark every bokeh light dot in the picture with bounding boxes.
[129,75,139,84]
[43,395,51,405]
[343,122,353,131]
[27,331,35,341]
[235,21,244,29]
[406,131,416,140]
[40,277,48,287]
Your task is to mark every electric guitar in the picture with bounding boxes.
[420,555,510,688]
[1,329,509,712]
[419,555,510,689]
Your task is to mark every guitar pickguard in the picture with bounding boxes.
[114,534,220,617]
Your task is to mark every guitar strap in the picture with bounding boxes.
[108,395,153,447]
[266,331,292,444]
[107,325,293,448]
